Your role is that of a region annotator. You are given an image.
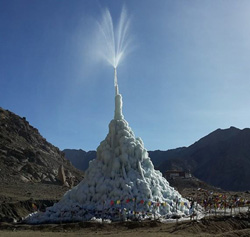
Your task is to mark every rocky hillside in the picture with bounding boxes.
[0,107,83,185]
[157,127,250,191]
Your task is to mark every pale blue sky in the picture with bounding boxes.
[1,0,250,151]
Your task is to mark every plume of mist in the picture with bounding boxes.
[96,6,133,69]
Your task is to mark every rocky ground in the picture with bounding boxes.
[0,181,70,222]
[0,213,250,236]
[169,177,250,202]
[0,180,250,236]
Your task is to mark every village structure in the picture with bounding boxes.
[165,170,192,180]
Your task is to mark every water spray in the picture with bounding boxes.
[97,6,131,92]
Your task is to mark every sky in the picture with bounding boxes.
[1,0,250,151]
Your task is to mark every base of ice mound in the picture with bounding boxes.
[25,93,190,224]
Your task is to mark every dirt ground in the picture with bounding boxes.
[0,181,69,203]
[0,215,250,237]
[1,181,250,236]
[0,181,70,223]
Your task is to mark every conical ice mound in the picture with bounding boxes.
[26,77,189,223]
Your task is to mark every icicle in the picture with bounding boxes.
[122,164,128,180]
[114,68,124,120]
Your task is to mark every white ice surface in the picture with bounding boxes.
[26,93,189,223]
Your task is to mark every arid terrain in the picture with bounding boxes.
[0,181,250,237]
[0,213,250,237]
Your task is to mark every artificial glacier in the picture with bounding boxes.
[26,70,190,224]
[25,7,190,223]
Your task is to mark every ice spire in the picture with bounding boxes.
[24,7,191,224]
[25,66,190,224]
[114,67,124,120]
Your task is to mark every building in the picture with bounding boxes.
[165,170,192,180]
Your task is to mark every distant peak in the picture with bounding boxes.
[229,126,239,130]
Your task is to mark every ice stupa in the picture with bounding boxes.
[26,69,189,223]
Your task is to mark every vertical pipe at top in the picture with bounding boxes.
[114,67,119,96]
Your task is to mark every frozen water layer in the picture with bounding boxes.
[26,92,190,224]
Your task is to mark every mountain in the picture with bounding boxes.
[148,147,186,167]
[64,126,250,192]
[62,148,187,172]
[0,107,83,185]
[63,149,96,171]
[158,127,250,191]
